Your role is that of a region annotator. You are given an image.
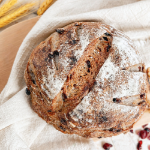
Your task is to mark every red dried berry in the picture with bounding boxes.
[144,128,150,133]
[142,124,148,128]
[139,130,147,139]
[103,143,113,150]
[113,98,121,103]
[148,135,150,140]
[137,140,142,150]
[148,145,150,150]
[140,93,145,99]
[139,141,142,145]
[130,130,133,133]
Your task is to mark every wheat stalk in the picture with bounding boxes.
[37,0,53,15]
[0,3,35,28]
[0,0,17,17]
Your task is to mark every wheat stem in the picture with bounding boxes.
[0,3,35,28]
[37,0,53,15]
[0,0,17,17]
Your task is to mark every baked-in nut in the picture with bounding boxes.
[24,22,148,138]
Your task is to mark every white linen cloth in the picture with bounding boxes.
[0,0,150,149]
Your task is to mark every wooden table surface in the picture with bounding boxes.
[0,16,40,93]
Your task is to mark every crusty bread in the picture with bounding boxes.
[24,22,148,138]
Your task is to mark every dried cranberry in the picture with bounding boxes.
[48,53,53,59]
[53,50,59,56]
[70,40,77,45]
[139,141,142,145]
[138,66,141,71]
[103,143,112,150]
[74,23,80,26]
[130,130,133,133]
[32,80,35,85]
[138,100,145,105]
[59,126,66,131]
[60,118,67,125]
[140,94,145,99]
[137,140,142,150]
[109,128,113,131]
[116,99,121,103]
[26,88,30,95]
[86,60,91,68]
[148,145,150,150]
[94,81,97,85]
[107,45,111,52]
[113,98,117,102]
[97,46,101,51]
[113,98,121,103]
[139,130,147,139]
[104,32,111,36]
[144,128,150,133]
[142,124,148,128]
[148,135,150,140]
[56,28,64,34]
[116,129,121,132]
[103,37,108,41]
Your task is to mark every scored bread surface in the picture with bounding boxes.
[24,22,148,138]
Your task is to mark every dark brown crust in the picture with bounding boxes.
[24,22,148,138]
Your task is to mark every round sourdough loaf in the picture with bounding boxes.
[24,22,148,138]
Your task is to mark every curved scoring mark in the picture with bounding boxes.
[51,32,113,112]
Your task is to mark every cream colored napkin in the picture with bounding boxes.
[0,0,150,149]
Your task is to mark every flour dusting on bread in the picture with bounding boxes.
[24,22,147,138]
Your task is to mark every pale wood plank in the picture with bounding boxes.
[0,16,40,92]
